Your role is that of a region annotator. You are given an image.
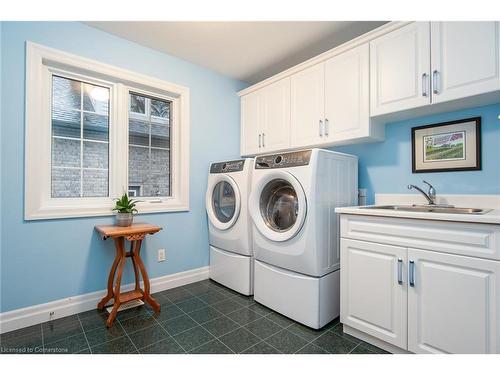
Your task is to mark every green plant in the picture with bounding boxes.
[113,193,138,214]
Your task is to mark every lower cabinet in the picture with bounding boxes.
[408,248,500,354]
[340,239,408,349]
[340,237,500,353]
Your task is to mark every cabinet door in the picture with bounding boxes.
[408,248,500,353]
[341,239,408,349]
[240,90,263,156]
[262,78,290,152]
[431,21,500,104]
[290,63,325,147]
[370,22,431,116]
[325,44,370,142]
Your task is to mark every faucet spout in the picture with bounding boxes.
[407,184,435,205]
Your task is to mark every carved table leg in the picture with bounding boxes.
[133,239,161,313]
[97,237,122,310]
[130,240,141,293]
[106,237,126,327]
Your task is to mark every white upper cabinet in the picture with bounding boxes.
[325,43,372,142]
[262,78,291,151]
[239,21,500,156]
[240,90,263,156]
[290,63,325,148]
[370,22,431,116]
[408,248,500,354]
[431,21,500,104]
[240,78,291,156]
[341,239,408,350]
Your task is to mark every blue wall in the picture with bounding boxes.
[0,22,247,312]
[333,104,500,204]
[2,22,499,314]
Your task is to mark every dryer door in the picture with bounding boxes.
[206,175,241,231]
[249,170,307,242]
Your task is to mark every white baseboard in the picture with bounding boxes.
[0,266,209,334]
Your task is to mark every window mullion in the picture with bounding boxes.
[80,82,84,198]
[110,83,128,199]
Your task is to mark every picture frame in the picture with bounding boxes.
[411,117,481,173]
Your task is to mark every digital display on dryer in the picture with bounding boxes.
[255,150,311,169]
[210,160,245,173]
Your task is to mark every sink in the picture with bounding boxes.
[360,205,492,215]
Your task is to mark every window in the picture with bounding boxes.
[128,93,171,197]
[25,42,190,220]
[51,76,110,198]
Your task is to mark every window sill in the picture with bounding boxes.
[25,200,189,221]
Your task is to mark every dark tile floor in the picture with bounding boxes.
[0,279,388,354]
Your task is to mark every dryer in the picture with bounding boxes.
[248,149,357,328]
[206,158,254,295]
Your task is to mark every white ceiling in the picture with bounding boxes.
[85,21,386,84]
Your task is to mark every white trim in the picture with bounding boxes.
[249,170,307,242]
[205,174,241,231]
[24,42,190,220]
[0,266,208,334]
[237,21,411,97]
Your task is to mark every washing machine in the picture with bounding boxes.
[206,158,254,295]
[248,149,357,328]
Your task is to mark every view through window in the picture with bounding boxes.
[128,93,171,197]
[51,75,110,198]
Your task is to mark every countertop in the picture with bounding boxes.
[335,194,500,224]
[335,205,500,225]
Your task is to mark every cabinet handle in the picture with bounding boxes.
[432,70,440,95]
[319,120,323,137]
[324,118,329,136]
[397,258,403,285]
[409,260,415,287]
[258,134,262,148]
[422,73,428,97]
[262,133,265,147]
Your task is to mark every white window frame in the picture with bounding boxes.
[25,42,190,220]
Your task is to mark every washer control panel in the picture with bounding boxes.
[255,150,312,169]
[210,159,245,173]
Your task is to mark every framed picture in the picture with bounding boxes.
[411,117,481,173]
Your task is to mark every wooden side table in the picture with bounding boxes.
[95,222,162,327]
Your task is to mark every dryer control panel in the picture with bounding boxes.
[210,160,245,173]
[255,150,312,169]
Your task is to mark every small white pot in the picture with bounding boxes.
[116,212,134,227]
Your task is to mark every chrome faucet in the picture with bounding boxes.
[407,180,436,205]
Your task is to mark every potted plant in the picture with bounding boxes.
[113,193,138,227]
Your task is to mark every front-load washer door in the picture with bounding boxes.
[206,175,241,231]
[249,170,306,242]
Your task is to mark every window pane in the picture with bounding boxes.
[128,145,148,194]
[52,76,81,110]
[128,92,171,197]
[52,108,81,138]
[52,138,81,167]
[129,118,150,146]
[51,168,81,198]
[83,83,109,114]
[82,170,108,197]
[151,98,169,118]
[150,148,170,196]
[151,124,169,148]
[130,94,146,114]
[83,113,109,141]
[83,141,108,169]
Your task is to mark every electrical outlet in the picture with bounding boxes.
[158,249,166,262]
